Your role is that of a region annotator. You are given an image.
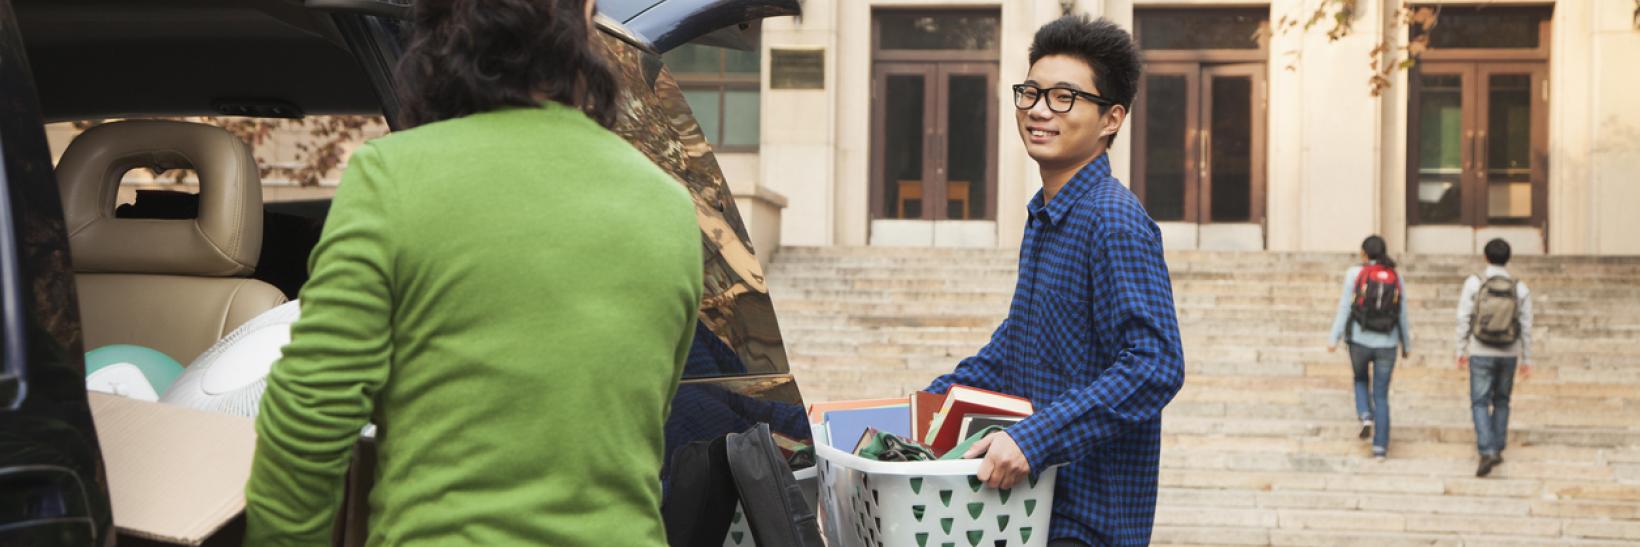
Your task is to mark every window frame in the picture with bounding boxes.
[871,9,1001,62]
[867,8,1003,222]
[668,45,762,153]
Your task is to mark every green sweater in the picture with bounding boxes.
[244,104,703,546]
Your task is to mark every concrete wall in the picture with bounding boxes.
[1265,0,1389,253]
[762,10,837,247]
[1550,0,1640,255]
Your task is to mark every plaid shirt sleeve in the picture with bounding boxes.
[926,318,1012,395]
[1007,226,1185,472]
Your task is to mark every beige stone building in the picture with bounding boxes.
[699,0,1640,257]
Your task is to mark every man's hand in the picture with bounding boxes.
[1520,362,1532,379]
[1457,355,1469,371]
[1327,344,1337,353]
[964,431,1031,489]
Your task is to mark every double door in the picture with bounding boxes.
[1408,62,1547,227]
[871,62,997,222]
[1133,62,1266,226]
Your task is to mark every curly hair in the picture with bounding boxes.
[1028,15,1140,148]
[395,0,619,128]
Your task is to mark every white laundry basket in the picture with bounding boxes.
[721,466,820,547]
[813,426,1058,547]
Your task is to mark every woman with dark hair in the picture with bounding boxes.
[1328,235,1411,460]
[244,1,703,544]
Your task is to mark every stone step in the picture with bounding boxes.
[770,264,1640,285]
[769,284,1640,308]
[770,283,1640,303]
[770,301,1640,329]
[1158,436,1627,466]
[1152,524,1640,546]
[793,368,1640,409]
[1158,468,1640,503]
[769,267,1640,288]
[780,340,1640,368]
[1160,416,1640,448]
[774,246,1640,268]
[772,287,1640,311]
[768,251,1640,268]
[781,339,1640,372]
[782,300,1637,318]
[773,267,1640,281]
[1162,399,1638,429]
[775,316,1615,332]
[1178,375,1640,399]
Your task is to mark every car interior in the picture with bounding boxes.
[14,0,386,365]
[55,120,293,364]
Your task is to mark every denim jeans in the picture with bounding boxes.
[1469,355,1518,456]
[1349,343,1397,453]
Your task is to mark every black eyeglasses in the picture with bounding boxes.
[1012,83,1114,113]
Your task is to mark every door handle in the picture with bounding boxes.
[1476,130,1488,179]
[1469,130,1482,174]
[1198,131,1209,176]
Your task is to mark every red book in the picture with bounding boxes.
[922,385,1033,453]
[911,390,946,443]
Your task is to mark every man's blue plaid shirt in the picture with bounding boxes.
[927,154,1185,547]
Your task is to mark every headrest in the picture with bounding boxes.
[56,120,263,276]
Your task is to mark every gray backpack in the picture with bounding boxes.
[1471,275,1521,346]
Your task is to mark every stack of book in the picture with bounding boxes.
[809,385,1032,459]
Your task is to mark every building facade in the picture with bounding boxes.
[706,0,1640,256]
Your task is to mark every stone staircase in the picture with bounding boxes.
[768,246,1640,546]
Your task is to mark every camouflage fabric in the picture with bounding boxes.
[599,33,790,376]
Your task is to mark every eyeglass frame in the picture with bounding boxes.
[1011,83,1116,113]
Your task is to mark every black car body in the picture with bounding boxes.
[0,0,806,544]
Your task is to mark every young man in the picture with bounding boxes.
[925,15,1185,547]
[1457,238,1534,477]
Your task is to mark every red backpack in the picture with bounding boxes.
[1350,263,1401,335]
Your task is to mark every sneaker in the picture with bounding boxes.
[1358,420,1372,440]
[1373,454,1387,462]
[1476,455,1499,477]
[1372,448,1387,462]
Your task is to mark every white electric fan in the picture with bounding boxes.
[160,300,301,416]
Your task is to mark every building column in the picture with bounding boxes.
[1580,0,1640,254]
[1266,0,1389,252]
[761,2,838,247]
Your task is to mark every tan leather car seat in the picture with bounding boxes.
[56,120,288,365]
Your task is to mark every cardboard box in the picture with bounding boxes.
[89,392,256,546]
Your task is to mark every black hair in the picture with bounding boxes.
[1484,238,1512,265]
[1027,15,1141,148]
[1362,235,1396,268]
[396,0,619,129]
